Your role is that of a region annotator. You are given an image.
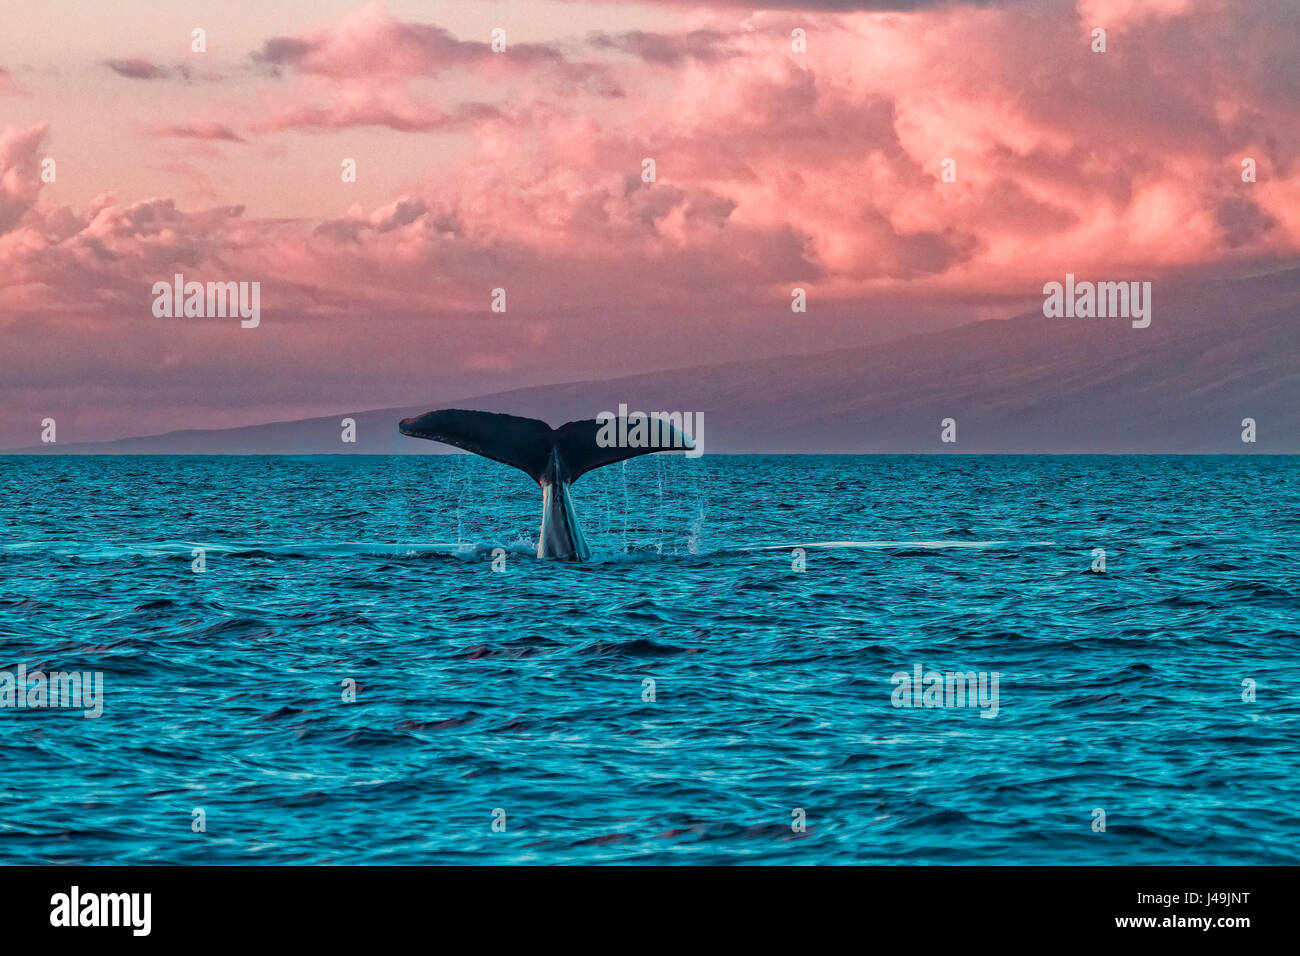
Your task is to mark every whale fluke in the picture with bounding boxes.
[398,408,694,560]
[398,409,555,481]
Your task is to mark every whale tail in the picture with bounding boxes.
[397,409,694,560]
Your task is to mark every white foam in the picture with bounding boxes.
[741,540,1055,551]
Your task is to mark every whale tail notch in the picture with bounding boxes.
[397,408,695,560]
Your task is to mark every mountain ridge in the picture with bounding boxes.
[12,268,1299,454]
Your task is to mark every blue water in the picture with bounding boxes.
[0,454,1296,864]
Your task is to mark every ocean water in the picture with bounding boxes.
[0,454,1296,865]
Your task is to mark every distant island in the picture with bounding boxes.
[12,269,1299,455]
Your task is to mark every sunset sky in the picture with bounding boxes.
[2,0,1298,446]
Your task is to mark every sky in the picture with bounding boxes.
[1,0,1298,446]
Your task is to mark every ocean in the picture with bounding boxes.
[1,454,1296,864]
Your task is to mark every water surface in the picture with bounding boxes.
[1,455,1296,864]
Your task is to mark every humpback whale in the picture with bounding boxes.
[398,409,695,560]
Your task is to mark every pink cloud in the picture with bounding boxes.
[586,29,739,64]
[250,1,564,80]
[149,121,246,142]
[245,2,617,134]
[10,1,1300,308]
[255,89,501,134]
[105,58,176,80]
[0,123,46,234]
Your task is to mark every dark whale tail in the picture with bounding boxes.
[398,409,694,560]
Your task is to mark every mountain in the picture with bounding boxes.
[13,269,1300,454]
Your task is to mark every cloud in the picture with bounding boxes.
[586,29,738,64]
[256,94,502,134]
[0,123,47,235]
[249,1,562,80]
[149,121,246,142]
[243,3,616,133]
[104,58,226,83]
[105,58,188,81]
[12,0,1300,302]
